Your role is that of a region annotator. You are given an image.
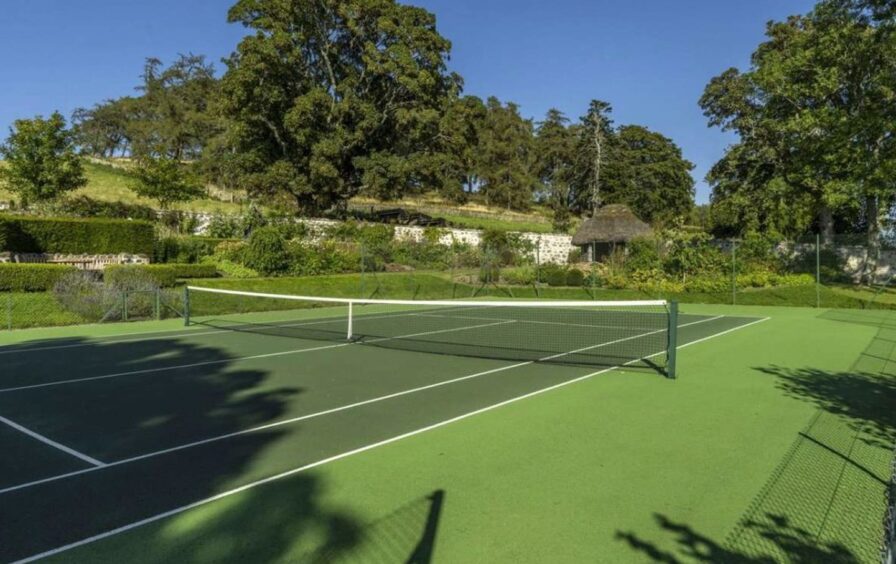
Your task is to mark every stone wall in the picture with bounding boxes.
[0,253,150,270]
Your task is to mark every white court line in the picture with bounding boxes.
[0,318,511,395]
[0,416,104,467]
[0,313,724,494]
[414,312,673,332]
[12,313,768,564]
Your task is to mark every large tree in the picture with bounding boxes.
[535,109,577,230]
[432,95,487,202]
[477,97,537,210]
[607,125,695,226]
[700,0,896,243]
[217,0,459,214]
[73,55,220,161]
[0,112,86,207]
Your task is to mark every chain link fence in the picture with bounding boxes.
[885,445,896,564]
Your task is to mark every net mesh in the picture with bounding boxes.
[185,287,673,375]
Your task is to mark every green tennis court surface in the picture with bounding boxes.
[0,303,893,563]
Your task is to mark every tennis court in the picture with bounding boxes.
[0,293,892,563]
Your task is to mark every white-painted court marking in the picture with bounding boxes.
[12,316,770,564]
[0,416,104,467]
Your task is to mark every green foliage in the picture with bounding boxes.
[0,112,86,207]
[501,266,536,286]
[200,256,258,279]
[288,242,361,277]
[623,238,662,272]
[220,0,457,213]
[477,97,538,210]
[0,263,76,291]
[38,195,158,221]
[700,2,896,238]
[244,227,289,275]
[0,215,155,254]
[479,229,534,266]
[154,236,236,264]
[130,157,205,210]
[104,265,178,289]
[566,268,585,287]
[542,264,568,287]
[73,55,220,161]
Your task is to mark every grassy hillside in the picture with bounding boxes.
[1,159,564,233]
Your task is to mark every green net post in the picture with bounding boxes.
[667,301,678,379]
[816,233,821,308]
[183,286,191,326]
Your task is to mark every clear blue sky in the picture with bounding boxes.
[1,0,817,204]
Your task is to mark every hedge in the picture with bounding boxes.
[0,263,77,291]
[104,264,218,288]
[0,215,155,255]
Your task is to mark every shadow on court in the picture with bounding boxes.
[0,335,371,562]
[615,512,860,563]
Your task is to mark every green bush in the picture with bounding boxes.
[542,264,568,287]
[501,267,536,286]
[38,196,158,222]
[154,236,237,264]
[624,238,662,272]
[0,215,155,255]
[0,263,76,291]
[566,269,585,287]
[201,257,259,279]
[288,242,361,277]
[105,265,178,288]
[168,264,218,279]
[244,227,290,275]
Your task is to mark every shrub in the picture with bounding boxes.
[479,264,501,284]
[624,238,662,272]
[0,215,155,255]
[39,196,158,222]
[566,268,585,287]
[53,271,121,322]
[206,215,243,239]
[105,265,177,289]
[244,227,290,275]
[213,240,248,263]
[168,264,218,279]
[288,242,361,277]
[154,236,235,264]
[542,264,568,287]
[0,263,76,291]
[502,267,536,286]
[201,257,258,279]
[567,248,583,264]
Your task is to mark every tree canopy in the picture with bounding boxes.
[0,112,86,207]
[700,0,896,241]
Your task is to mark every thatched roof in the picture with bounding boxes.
[571,204,652,245]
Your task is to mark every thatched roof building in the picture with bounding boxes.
[572,204,652,262]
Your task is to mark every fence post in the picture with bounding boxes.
[5,294,11,331]
[122,291,129,322]
[731,240,737,306]
[816,233,821,308]
[154,289,161,321]
[183,286,191,326]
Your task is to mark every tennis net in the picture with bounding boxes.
[184,286,679,377]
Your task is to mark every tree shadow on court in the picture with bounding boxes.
[0,335,379,562]
[756,365,896,450]
[615,512,861,564]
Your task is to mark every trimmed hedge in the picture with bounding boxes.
[104,264,218,288]
[0,215,155,255]
[0,263,77,291]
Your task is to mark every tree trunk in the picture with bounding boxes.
[818,204,834,245]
